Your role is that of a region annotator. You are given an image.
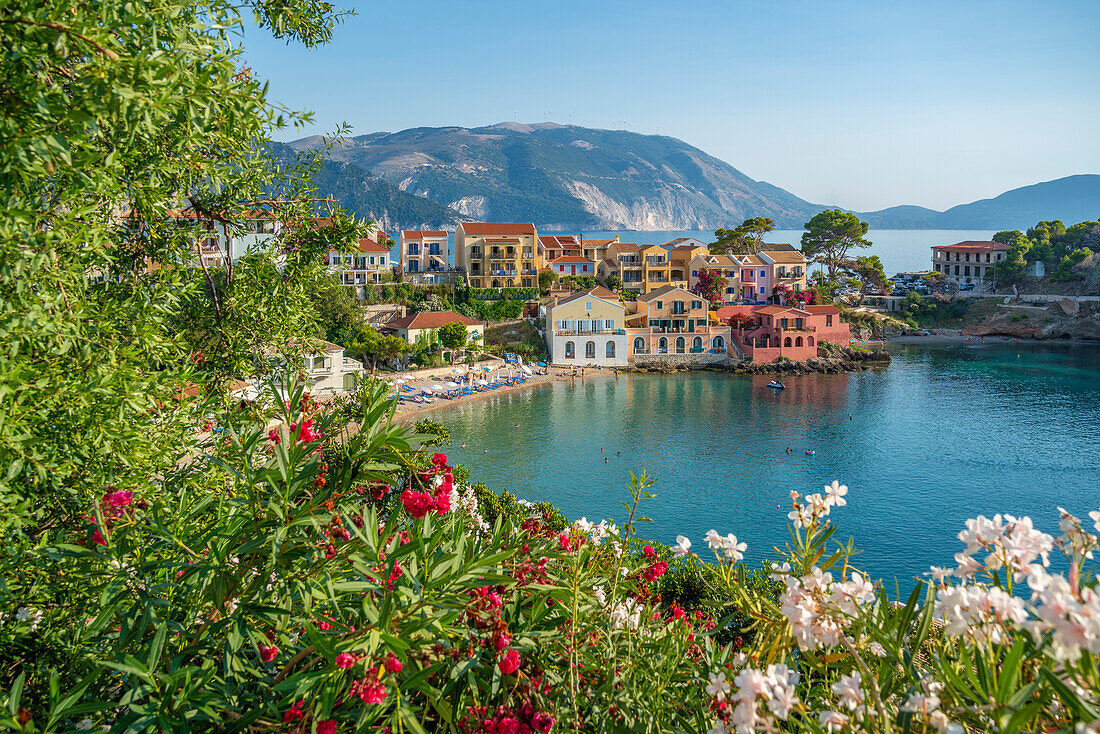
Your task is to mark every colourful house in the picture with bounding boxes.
[545,288,628,367]
[547,255,596,277]
[625,285,730,357]
[718,303,849,362]
[688,254,740,306]
[400,230,449,274]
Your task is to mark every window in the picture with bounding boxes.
[964,266,970,276]
[808,336,815,346]
[369,256,376,265]
[692,300,702,310]
[692,336,702,351]
[675,337,685,353]
[826,315,833,327]
[655,301,663,310]
[691,270,698,277]
[559,320,569,330]
[565,341,575,358]
[760,270,766,278]
[585,341,596,359]
[634,337,645,353]
[784,337,792,347]
[986,253,991,263]
[759,286,765,294]
[585,301,593,310]
[796,336,804,347]
[606,341,615,358]
[658,337,668,353]
[605,319,614,329]
[954,266,960,275]
[712,336,724,350]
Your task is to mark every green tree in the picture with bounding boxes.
[847,255,888,304]
[311,274,361,345]
[711,217,775,255]
[800,210,872,279]
[538,269,558,293]
[438,321,468,363]
[606,274,623,291]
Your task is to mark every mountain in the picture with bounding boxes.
[268,143,462,231]
[859,175,1100,230]
[930,174,1100,230]
[288,123,822,230]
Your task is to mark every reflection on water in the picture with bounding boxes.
[442,343,1100,585]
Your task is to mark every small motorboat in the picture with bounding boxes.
[767,380,785,390]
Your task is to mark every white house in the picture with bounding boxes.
[547,255,597,277]
[544,288,628,367]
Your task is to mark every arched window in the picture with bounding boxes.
[658,337,668,354]
[565,341,575,358]
[712,336,725,350]
[492,279,500,288]
[795,336,803,347]
[606,341,616,357]
[633,337,645,354]
[692,336,702,351]
[675,337,686,354]
[585,341,596,359]
[808,336,815,347]
[783,337,792,347]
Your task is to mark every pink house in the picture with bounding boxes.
[718,304,850,363]
[736,254,771,303]
[548,255,596,277]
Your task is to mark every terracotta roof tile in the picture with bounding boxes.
[385,311,484,330]
[932,241,1009,251]
[549,256,595,264]
[402,230,447,238]
[459,222,536,236]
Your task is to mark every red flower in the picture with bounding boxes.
[105,490,133,507]
[335,653,356,669]
[557,534,572,552]
[259,644,278,662]
[496,718,520,734]
[431,452,448,467]
[643,545,656,559]
[283,701,305,723]
[401,490,434,519]
[498,648,521,675]
[384,653,402,673]
[531,711,555,732]
[91,528,107,545]
[268,429,280,444]
[351,678,387,704]
[493,631,511,652]
[317,720,338,734]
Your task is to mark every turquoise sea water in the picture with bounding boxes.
[438,342,1100,586]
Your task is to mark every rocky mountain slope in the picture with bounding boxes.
[288,123,821,230]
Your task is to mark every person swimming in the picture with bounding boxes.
[806,450,815,455]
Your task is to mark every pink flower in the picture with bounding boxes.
[434,492,451,516]
[351,678,387,704]
[105,490,133,507]
[268,429,280,445]
[259,644,278,662]
[558,534,572,552]
[283,701,305,723]
[401,490,434,519]
[91,528,107,545]
[317,720,338,734]
[643,545,656,559]
[498,648,521,675]
[384,653,402,673]
[496,717,520,734]
[335,653,357,669]
[531,712,555,732]
[431,452,448,467]
[493,632,511,652]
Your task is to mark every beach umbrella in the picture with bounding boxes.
[445,381,459,388]
[536,362,546,367]
[477,379,488,385]
[432,384,446,391]
[451,368,464,375]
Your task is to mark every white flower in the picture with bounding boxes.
[721,534,747,562]
[824,480,848,507]
[706,722,730,734]
[705,529,724,551]
[832,672,864,711]
[868,641,887,657]
[926,566,952,584]
[671,535,692,557]
[574,517,594,534]
[75,719,93,731]
[901,693,941,714]
[818,710,849,732]
[706,671,731,700]
[15,607,43,631]
[592,585,606,605]
[1090,509,1100,533]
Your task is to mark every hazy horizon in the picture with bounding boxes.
[246,0,1099,212]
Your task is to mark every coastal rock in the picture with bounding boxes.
[965,302,1100,341]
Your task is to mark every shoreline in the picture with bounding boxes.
[394,369,616,421]
[885,332,1100,346]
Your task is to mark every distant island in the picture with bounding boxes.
[282,123,1099,232]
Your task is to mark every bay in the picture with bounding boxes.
[439,342,1100,586]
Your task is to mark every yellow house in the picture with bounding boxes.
[598,242,643,291]
[455,222,539,288]
[545,288,628,366]
[759,247,810,293]
[666,242,708,287]
[640,244,672,292]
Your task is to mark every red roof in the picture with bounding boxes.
[386,311,484,330]
[931,241,1009,251]
[358,238,390,253]
[460,222,536,236]
[549,256,594,264]
[402,230,447,238]
[483,237,521,243]
[804,304,841,314]
[754,305,811,316]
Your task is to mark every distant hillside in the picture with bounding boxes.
[269,143,461,231]
[931,175,1100,230]
[860,175,1100,230]
[289,123,822,230]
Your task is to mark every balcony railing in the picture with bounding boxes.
[555,328,626,336]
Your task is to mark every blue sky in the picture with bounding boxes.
[243,0,1099,212]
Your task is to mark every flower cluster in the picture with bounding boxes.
[87,488,138,545]
[401,453,456,519]
[953,512,1053,582]
[290,416,323,444]
[775,566,875,651]
[459,702,555,734]
[704,530,747,562]
[787,481,847,530]
[572,517,619,545]
[707,664,800,734]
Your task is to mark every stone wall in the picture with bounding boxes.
[631,353,733,370]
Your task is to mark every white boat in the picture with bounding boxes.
[768,380,785,390]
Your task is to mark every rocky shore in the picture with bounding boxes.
[631,344,892,376]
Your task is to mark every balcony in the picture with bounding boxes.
[555,328,626,336]
[648,275,669,283]
[644,257,667,266]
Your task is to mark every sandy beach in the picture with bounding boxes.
[393,368,616,421]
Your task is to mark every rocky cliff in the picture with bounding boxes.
[965,299,1100,340]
